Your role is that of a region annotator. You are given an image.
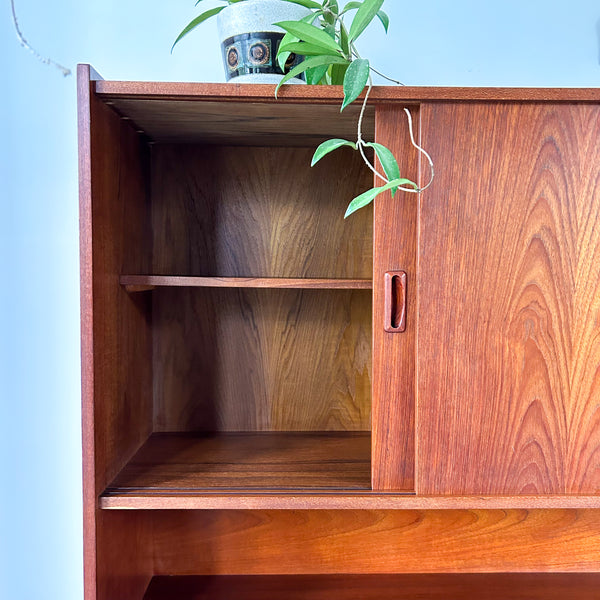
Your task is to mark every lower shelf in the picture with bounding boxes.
[143,574,600,600]
[103,431,371,501]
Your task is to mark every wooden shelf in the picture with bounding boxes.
[120,275,373,292]
[100,432,600,509]
[101,493,600,511]
[102,432,371,502]
[143,574,600,600]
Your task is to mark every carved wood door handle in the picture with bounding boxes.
[384,271,407,333]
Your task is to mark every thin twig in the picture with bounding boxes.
[350,49,404,85]
[10,0,71,76]
[369,64,404,85]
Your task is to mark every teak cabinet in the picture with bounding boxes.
[78,64,600,599]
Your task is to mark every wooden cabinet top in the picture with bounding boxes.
[94,80,600,104]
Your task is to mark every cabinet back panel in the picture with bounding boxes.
[153,288,372,431]
[417,103,600,494]
[151,145,373,278]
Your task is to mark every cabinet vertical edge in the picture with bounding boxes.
[77,63,99,600]
[371,105,419,491]
[78,63,155,600]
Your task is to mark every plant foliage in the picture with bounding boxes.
[173,0,433,216]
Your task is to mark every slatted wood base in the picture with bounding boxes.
[143,574,600,599]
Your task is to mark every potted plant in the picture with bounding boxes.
[173,0,315,83]
[174,0,434,216]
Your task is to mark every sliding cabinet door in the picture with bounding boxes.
[416,102,600,495]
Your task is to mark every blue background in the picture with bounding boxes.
[1,1,598,598]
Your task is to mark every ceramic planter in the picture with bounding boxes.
[217,0,311,84]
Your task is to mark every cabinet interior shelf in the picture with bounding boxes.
[120,275,373,292]
[142,574,600,600]
[102,432,371,505]
[100,431,600,511]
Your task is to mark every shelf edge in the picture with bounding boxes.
[99,494,600,511]
[120,275,373,291]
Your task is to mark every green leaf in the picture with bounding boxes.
[172,6,225,51]
[311,139,357,166]
[324,22,336,37]
[325,0,339,14]
[277,31,297,71]
[342,0,388,31]
[279,0,322,9]
[275,55,349,96]
[341,58,369,111]
[340,1,361,12]
[340,21,350,56]
[274,21,344,54]
[364,142,400,197]
[330,62,348,85]
[348,0,384,42]
[279,41,343,57]
[276,13,320,72]
[305,64,329,84]
[376,9,389,33]
[344,178,419,218]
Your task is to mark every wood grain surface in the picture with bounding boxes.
[150,509,600,573]
[86,70,153,494]
[102,97,373,145]
[94,76,600,103]
[143,574,600,599]
[120,275,372,291]
[96,511,152,600]
[104,432,371,492]
[79,64,154,600]
[371,106,420,491]
[153,287,371,432]
[100,492,600,510]
[78,62,98,600]
[417,103,600,495]
[151,144,373,279]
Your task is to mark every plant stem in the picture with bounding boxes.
[350,49,403,85]
[355,80,434,194]
[356,77,388,184]
[369,65,404,85]
[403,107,435,192]
[10,0,71,76]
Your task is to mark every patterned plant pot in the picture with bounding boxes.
[217,0,311,84]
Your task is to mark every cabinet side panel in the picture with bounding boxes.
[371,106,419,490]
[78,62,98,600]
[89,82,153,492]
[151,509,600,573]
[417,102,600,495]
[81,66,154,597]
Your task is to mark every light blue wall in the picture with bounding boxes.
[0,1,598,598]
